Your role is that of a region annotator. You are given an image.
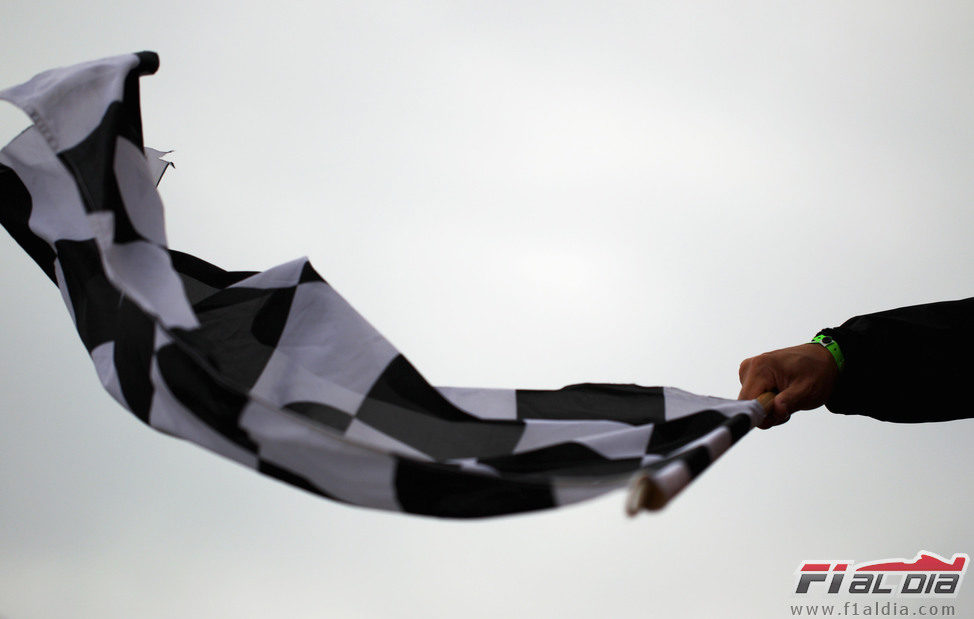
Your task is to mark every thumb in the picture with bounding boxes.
[773,389,799,417]
[775,378,817,417]
[756,392,794,428]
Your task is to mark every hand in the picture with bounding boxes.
[738,343,839,429]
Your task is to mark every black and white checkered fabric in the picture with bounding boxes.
[0,52,766,518]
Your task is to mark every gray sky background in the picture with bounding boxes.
[1,2,973,618]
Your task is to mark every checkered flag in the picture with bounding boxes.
[0,52,766,518]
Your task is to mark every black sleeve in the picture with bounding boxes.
[818,297,974,423]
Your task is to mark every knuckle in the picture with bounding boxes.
[738,358,751,378]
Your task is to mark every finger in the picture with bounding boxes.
[757,402,785,428]
[774,391,796,417]
[775,379,818,416]
[738,371,774,401]
[758,386,812,430]
[758,405,791,429]
[738,358,752,384]
[756,392,785,429]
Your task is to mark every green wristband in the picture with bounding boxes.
[811,334,845,372]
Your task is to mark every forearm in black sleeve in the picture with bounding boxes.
[818,297,974,423]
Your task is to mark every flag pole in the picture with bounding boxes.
[625,391,776,516]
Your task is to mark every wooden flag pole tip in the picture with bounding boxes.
[756,391,776,416]
[625,391,777,517]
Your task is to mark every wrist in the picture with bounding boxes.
[811,333,845,372]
